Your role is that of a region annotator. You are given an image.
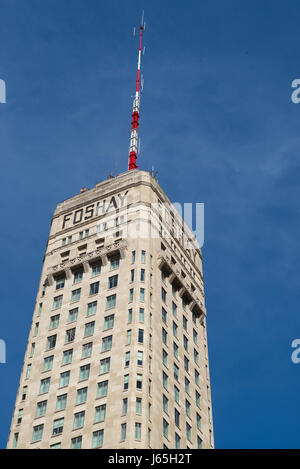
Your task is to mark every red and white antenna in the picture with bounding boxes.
[128,11,146,171]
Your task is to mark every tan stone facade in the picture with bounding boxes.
[7,170,214,449]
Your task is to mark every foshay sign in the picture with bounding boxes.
[62,191,128,229]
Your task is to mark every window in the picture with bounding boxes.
[163,395,168,413]
[163,371,168,390]
[184,356,189,372]
[172,285,177,298]
[26,364,32,378]
[174,386,179,404]
[141,250,146,263]
[102,335,112,352]
[50,443,61,449]
[91,262,101,277]
[34,322,39,336]
[128,309,133,323]
[174,363,179,381]
[185,377,190,394]
[140,288,145,302]
[162,307,167,323]
[126,329,132,345]
[100,357,110,374]
[162,349,168,366]
[82,342,93,359]
[175,408,180,427]
[84,321,95,337]
[137,329,143,344]
[172,302,177,317]
[108,275,118,289]
[71,288,81,303]
[162,328,167,345]
[135,422,142,440]
[136,374,143,389]
[76,387,88,404]
[196,413,201,430]
[43,355,54,371]
[173,342,179,359]
[163,419,168,438]
[183,315,188,331]
[53,418,64,436]
[139,308,144,322]
[197,436,203,449]
[73,411,85,429]
[87,301,97,316]
[22,386,28,401]
[17,409,23,424]
[194,348,199,364]
[137,350,143,366]
[92,430,104,448]
[38,303,43,316]
[175,433,181,449]
[124,374,129,391]
[79,364,90,381]
[110,255,120,270]
[106,294,116,309]
[53,295,63,310]
[56,276,65,291]
[46,334,57,350]
[195,369,200,386]
[121,423,127,441]
[12,433,19,449]
[89,281,99,296]
[161,271,167,284]
[186,422,191,441]
[136,397,142,414]
[65,328,75,344]
[125,351,130,367]
[183,335,188,351]
[186,399,191,417]
[56,394,67,411]
[32,424,44,442]
[62,349,73,365]
[132,251,136,264]
[130,269,135,282]
[162,288,166,303]
[40,377,50,394]
[59,371,70,388]
[129,288,134,303]
[193,329,198,344]
[71,436,82,449]
[173,321,178,338]
[73,269,83,284]
[196,391,201,408]
[104,314,114,330]
[140,269,145,282]
[68,308,78,322]
[97,380,108,398]
[122,398,128,415]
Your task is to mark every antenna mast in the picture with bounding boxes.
[128,11,146,171]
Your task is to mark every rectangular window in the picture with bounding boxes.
[197,436,203,449]
[59,371,70,388]
[141,250,146,263]
[163,419,168,438]
[129,288,134,303]
[136,374,143,389]
[46,334,57,350]
[137,350,143,366]
[97,380,108,398]
[110,255,120,270]
[79,364,90,381]
[73,269,83,284]
[162,307,167,323]
[65,328,76,344]
[122,398,128,415]
[56,394,67,411]
[185,399,191,417]
[139,308,144,322]
[194,348,199,364]
[53,295,63,310]
[132,251,136,264]
[53,418,64,436]
[163,395,168,413]
[138,329,144,343]
[135,422,142,440]
[140,288,145,302]
[40,377,51,394]
[172,302,177,317]
[136,397,142,414]
[71,288,81,303]
[34,322,39,336]
[174,386,180,404]
[162,328,167,345]
[196,391,201,408]
[125,351,130,367]
[71,436,82,449]
[175,433,181,449]
[126,329,132,345]
[184,356,189,372]
[100,357,110,374]
[90,281,99,296]
[174,363,179,381]
[185,377,190,394]
[162,349,168,366]
[68,307,78,322]
[102,335,112,352]
[193,329,198,344]
[163,371,168,390]
[26,364,31,378]
[104,314,114,330]
[140,269,145,282]
[76,387,88,405]
[183,335,188,351]
[62,349,73,365]
[175,408,180,427]
[173,342,179,359]
[195,369,200,386]
[55,276,65,291]
[173,321,178,338]
[17,409,23,424]
[121,423,127,441]
[22,386,28,401]
[128,309,133,323]
[32,424,44,442]
[87,301,97,316]
[183,315,188,330]
[108,275,118,289]
[106,294,116,309]
[130,269,135,282]
[92,430,104,448]
[124,374,129,391]
[43,355,53,371]
[197,413,201,430]
[162,288,166,303]
[91,262,101,277]
[73,411,85,430]
[84,321,95,337]
[82,342,93,359]
[186,422,191,441]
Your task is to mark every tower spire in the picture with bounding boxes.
[128,11,146,171]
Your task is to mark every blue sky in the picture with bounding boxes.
[1,0,300,449]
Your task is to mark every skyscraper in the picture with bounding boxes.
[7,169,214,449]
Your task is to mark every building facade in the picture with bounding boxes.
[7,170,214,449]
